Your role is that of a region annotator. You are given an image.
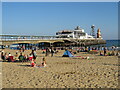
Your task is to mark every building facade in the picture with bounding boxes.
[56,26,94,39]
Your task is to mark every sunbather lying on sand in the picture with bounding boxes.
[30,57,46,67]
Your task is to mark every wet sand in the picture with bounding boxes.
[1,49,119,88]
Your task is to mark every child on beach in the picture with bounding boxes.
[41,57,46,67]
[14,52,18,60]
[31,59,36,67]
[28,53,33,61]
[35,57,46,68]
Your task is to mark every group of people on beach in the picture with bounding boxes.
[0,45,119,68]
[75,45,119,56]
[0,49,47,67]
[1,50,37,62]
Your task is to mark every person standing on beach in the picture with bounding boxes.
[45,47,49,56]
[22,45,25,52]
[103,47,107,56]
[31,50,37,61]
[50,47,54,57]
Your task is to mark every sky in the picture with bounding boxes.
[1,0,120,2]
[2,2,118,40]
[0,2,2,35]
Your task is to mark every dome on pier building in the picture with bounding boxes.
[74,26,84,32]
[75,26,81,30]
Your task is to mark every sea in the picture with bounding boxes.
[92,40,120,50]
[105,40,120,47]
[104,40,120,50]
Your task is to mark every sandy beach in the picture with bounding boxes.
[1,49,119,88]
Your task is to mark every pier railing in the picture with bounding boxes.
[0,35,106,46]
[0,35,104,41]
[0,35,57,41]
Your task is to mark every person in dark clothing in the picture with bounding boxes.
[103,47,107,56]
[50,47,54,57]
[45,48,50,56]
[31,50,37,61]
[1,52,5,60]
[18,53,25,62]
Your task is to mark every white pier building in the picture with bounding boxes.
[56,26,94,39]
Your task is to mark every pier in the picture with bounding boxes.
[0,35,106,47]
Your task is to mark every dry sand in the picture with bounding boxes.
[1,49,119,88]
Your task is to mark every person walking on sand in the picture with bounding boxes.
[50,47,54,57]
[45,47,50,56]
